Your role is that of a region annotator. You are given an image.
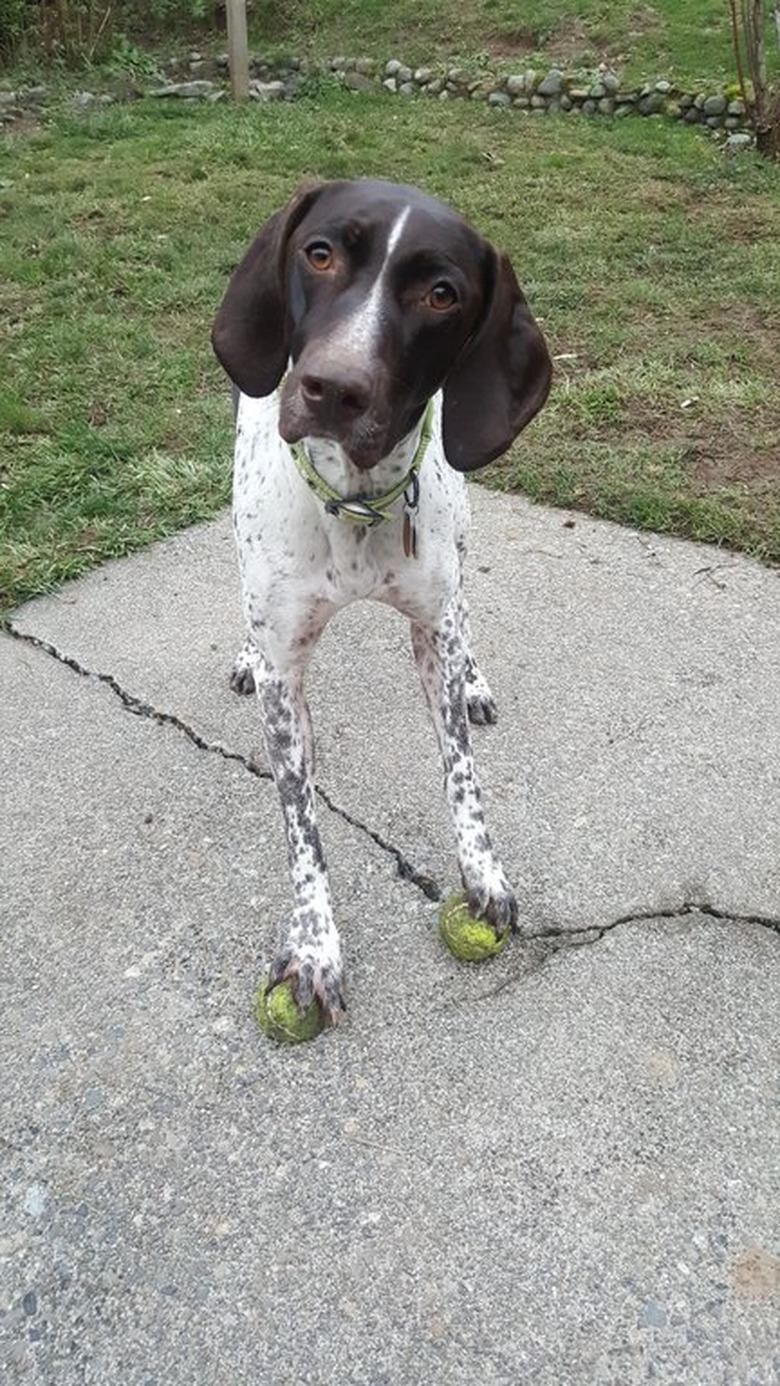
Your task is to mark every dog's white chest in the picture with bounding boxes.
[233,391,465,624]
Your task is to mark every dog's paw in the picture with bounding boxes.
[461,872,518,936]
[467,690,498,726]
[464,660,497,725]
[229,643,257,696]
[268,951,346,1027]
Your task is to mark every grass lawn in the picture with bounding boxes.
[265,0,776,87]
[1,85,778,610]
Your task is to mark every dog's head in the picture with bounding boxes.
[212,179,552,472]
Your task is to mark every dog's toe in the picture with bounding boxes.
[467,692,498,725]
[268,952,346,1027]
[230,660,256,696]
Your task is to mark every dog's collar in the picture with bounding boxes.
[290,402,433,527]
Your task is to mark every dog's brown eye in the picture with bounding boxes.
[426,282,457,311]
[305,241,334,271]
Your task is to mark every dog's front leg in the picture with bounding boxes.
[411,611,518,935]
[251,647,346,1024]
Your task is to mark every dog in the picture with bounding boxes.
[212,178,551,1025]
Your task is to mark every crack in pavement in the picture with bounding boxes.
[3,621,440,900]
[7,623,780,953]
[460,902,780,1005]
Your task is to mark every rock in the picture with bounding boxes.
[398,82,415,97]
[724,131,753,154]
[383,78,397,93]
[638,92,666,115]
[396,66,413,84]
[598,97,615,115]
[581,99,597,116]
[530,94,546,108]
[426,79,443,96]
[414,67,433,85]
[488,91,511,107]
[727,98,746,116]
[589,82,606,99]
[72,91,98,109]
[384,59,401,77]
[506,75,525,98]
[538,68,564,97]
[248,80,285,102]
[703,94,727,116]
[602,72,620,94]
[655,79,672,94]
[151,80,214,99]
[343,71,375,92]
[355,57,376,75]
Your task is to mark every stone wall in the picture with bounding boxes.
[0,50,754,145]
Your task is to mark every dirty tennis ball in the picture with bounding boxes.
[439,890,510,962]
[255,978,324,1044]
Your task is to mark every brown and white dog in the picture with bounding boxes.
[212,179,551,1025]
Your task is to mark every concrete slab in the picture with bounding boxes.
[3,493,779,1384]
[11,487,780,930]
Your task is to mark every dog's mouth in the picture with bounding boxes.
[279,377,396,472]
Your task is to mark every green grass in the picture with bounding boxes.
[1,86,778,610]
[263,0,775,87]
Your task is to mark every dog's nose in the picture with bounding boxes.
[300,366,372,419]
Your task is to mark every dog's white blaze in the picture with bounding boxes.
[330,206,411,357]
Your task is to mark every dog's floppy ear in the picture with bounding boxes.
[442,249,552,472]
[211,183,325,397]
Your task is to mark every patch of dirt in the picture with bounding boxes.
[544,19,600,67]
[483,18,604,66]
[481,28,538,60]
[618,391,780,489]
[684,432,780,489]
[0,115,45,137]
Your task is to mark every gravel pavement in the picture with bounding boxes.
[2,487,779,1384]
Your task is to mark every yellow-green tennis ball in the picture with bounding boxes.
[255,978,324,1044]
[439,890,510,962]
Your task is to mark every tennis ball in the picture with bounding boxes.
[439,890,510,962]
[255,978,324,1044]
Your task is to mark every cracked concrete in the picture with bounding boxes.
[2,486,779,1384]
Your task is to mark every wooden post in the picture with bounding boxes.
[226,0,250,102]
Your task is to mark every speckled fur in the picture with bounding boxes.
[215,180,554,1027]
[232,388,516,1024]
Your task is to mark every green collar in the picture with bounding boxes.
[291,401,433,526]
